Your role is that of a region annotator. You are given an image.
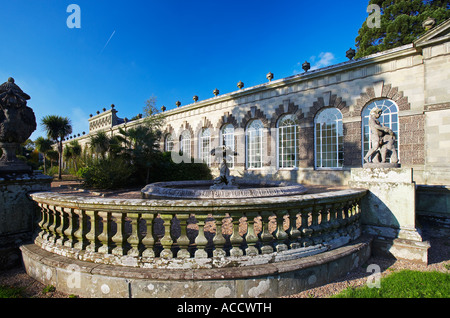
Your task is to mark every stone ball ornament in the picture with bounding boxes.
[0,77,37,173]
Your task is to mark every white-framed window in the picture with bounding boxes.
[221,124,235,169]
[246,119,263,169]
[315,108,344,169]
[200,128,211,166]
[362,99,399,164]
[180,130,191,158]
[277,114,297,169]
[165,134,174,152]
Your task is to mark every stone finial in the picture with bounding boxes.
[193,95,199,103]
[266,72,273,82]
[161,105,166,112]
[423,17,436,31]
[111,104,115,108]
[302,61,310,72]
[176,101,181,107]
[346,48,356,60]
[213,88,219,96]
[237,81,244,89]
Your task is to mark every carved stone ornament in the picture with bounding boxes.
[0,77,37,173]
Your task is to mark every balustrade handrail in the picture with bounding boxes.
[30,189,367,267]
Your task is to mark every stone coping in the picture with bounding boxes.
[141,180,308,199]
[29,188,367,213]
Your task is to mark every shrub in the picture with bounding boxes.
[78,157,136,190]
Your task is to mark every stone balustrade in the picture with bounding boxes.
[30,189,366,269]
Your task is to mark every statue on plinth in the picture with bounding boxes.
[363,107,399,167]
[0,77,37,173]
[210,145,238,189]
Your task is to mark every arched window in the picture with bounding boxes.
[221,124,235,169]
[362,99,399,163]
[199,128,211,166]
[315,108,344,169]
[277,114,297,169]
[165,134,174,152]
[180,130,191,158]
[246,120,263,169]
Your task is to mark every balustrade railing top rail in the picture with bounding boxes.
[30,189,366,268]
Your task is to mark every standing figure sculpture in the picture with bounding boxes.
[210,145,238,189]
[364,107,399,166]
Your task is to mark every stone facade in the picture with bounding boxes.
[65,19,450,187]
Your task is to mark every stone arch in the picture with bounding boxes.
[240,106,270,129]
[216,112,239,130]
[270,99,300,128]
[308,91,347,121]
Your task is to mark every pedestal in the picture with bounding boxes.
[0,171,52,269]
[349,167,430,264]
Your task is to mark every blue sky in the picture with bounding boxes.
[0,0,370,140]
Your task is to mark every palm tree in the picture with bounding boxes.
[34,136,53,174]
[63,140,82,172]
[89,131,119,159]
[41,115,72,180]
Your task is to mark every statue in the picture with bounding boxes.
[363,107,399,167]
[210,145,238,189]
[0,77,37,173]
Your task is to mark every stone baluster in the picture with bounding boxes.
[46,205,57,242]
[141,213,156,257]
[52,206,64,244]
[212,213,227,257]
[259,211,274,254]
[127,213,141,257]
[176,214,191,258]
[286,209,301,249]
[320,204,333,242]
[244,211,259,256]
[97,211,111,254]
[229,212,244,257]
[63,208,76,248]
[310,205,323,245]
[111,212,126,255]
[56,207,68,246]
[74,209,88,250]
[299,207,313,247]
[273,210,288,252]
[194,214,209,258]
[329,203,341,239]
[38,203,50,240]
[159,213,174,259]
[85,210,99,252]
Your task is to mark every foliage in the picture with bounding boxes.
[41,115,73,179]
[151,152,213,182]
[35,136,54,174]
[334,270,450,298]
[63,140,82,172]
[355,0,450,58]
[0,285,24,298]
[78,156,136,189]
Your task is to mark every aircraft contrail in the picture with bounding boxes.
[100,30,116,54]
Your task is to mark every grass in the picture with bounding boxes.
[334,270,450,298]
[0,285,24,298]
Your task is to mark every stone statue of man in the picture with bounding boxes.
[363,107,398,164]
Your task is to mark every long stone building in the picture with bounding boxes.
[66,19,450,191]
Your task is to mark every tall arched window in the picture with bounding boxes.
[165,134,174,152]
[200,128,211,166]
[315,108,344,169]
[246,120,263,169]
[362,99,399,163]
[221,124,235,169]
[180,130,191,158]
[277,114,297,169]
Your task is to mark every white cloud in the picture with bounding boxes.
[294,52,336,74]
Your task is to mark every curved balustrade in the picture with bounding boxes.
[30,189,366,269]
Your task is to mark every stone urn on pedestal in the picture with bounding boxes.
[0,77,37,174]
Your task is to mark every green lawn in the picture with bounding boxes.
[334,270,450,298]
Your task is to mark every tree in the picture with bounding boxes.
[41,115,73,180]
[143,96,165,133]
[89,131,119,159]
[355,0,450,59]
[63,140,82,172]
[34,136,54,174]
